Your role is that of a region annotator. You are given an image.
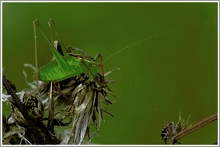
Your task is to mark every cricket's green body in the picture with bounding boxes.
[38,56,98,82]
[34,19,99,82]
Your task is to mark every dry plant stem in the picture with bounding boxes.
[170,113,218,144]
[3,75,59,144]
[47,82,55,133]
[3,75,46,144]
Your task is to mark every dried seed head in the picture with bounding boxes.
[12,92,44,127]
[161,114,190,144]
[38,72,114,144]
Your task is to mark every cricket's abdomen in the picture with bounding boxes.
[38,56,85,82]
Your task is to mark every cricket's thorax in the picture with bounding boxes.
[38,56,98,82]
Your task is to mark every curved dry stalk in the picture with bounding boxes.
[170,113,218,144]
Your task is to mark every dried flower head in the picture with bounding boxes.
[3,68,114,145]
[2,88,45,144]
[38,71,114,144]
[12,92,44,127]
[161,114,190,144]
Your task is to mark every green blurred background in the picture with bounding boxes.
[2,2,218,144]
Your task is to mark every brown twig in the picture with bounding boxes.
[3,74,47,144]
[3,74,59,144]
[47,82,55,133]
[170,113,218,144]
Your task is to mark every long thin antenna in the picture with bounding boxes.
[33,20,39,94]
[103,21,212,64]
[102,28,176,63]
